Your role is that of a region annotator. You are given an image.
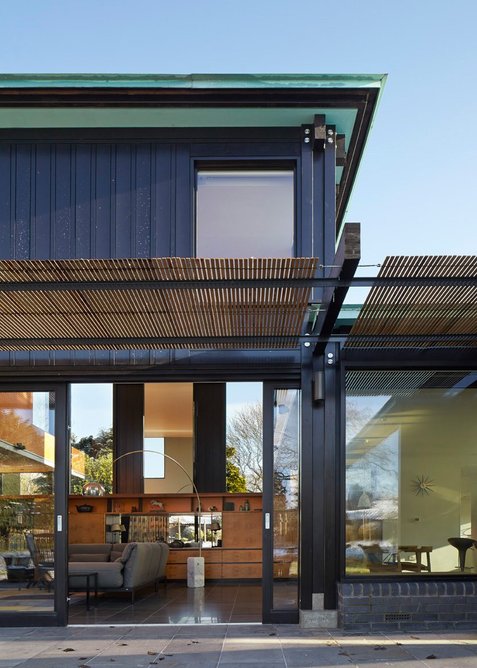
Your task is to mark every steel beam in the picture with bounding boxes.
[0,275,476,293]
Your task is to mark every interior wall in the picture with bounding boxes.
[397,392,477,571]
[348,387,477,573]
[144,437,193,494]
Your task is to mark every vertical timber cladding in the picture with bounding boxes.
[0,142,173,261]
[113,384,145,494]
[193,383,226,493]
[0,141,174,368]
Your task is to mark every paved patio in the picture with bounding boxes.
[1,624,477,667]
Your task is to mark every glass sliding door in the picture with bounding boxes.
[263,384,300,623]
[0,386,67,625]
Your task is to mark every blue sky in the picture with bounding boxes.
[1,0,476,269]
[3,1,474,436]
[70,382,262,442]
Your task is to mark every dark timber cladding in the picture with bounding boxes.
[113,384,144,494]
[0,142,173,260]
[194,383,226,493]
[0,76,383,237]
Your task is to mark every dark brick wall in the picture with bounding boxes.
[339,581,477,631]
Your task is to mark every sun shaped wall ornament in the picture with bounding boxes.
[411,474,435,496]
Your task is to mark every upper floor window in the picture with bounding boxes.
[196,169,294,257]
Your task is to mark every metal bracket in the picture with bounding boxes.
[312,114,326,151]
[336,134,346,166]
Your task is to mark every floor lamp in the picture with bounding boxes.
[112,449,204,587]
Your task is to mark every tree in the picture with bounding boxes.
[226,402,263,492]
[83,449,113,493]
[71,426,113,493]
[72,427,113,458]
[225,446,247,492]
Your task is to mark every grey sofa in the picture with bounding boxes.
[68,542,169,603]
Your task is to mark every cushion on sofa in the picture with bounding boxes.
[70,553,110,562]
[110,545,127,562]
[114,542,136,564]
[69,560,124,589]
[68,542,169,595]
[69,544,113,561]
[122,542,165,588]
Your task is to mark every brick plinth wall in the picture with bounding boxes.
[339,581,477,631]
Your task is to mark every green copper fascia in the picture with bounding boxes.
[0,74,386,190]
[0,107,357,137]
[0,72,386,90]
[0,73,386,146]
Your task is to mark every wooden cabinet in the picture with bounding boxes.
[68,493,263,580]
[68,496,108,543]
[222,547,262,579]
[221,511,261,549]
[166,546,262,580]
[69,513,105,544]
[69,492,261,515]
[167,548,222,579]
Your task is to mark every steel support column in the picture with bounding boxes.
[299,341,314,610]
[323,341,341,609]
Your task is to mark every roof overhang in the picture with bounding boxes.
[0,72,386,231]
[0,438,53,473]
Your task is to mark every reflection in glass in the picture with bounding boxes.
[346,371,477,575]
[273,389,300,609]
[0,391,55,613]
[106,512,221,548]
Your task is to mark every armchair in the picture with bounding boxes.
[25,533,54,590]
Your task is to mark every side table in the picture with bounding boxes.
[68,571,98,610]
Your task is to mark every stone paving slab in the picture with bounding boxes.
[0,626,477,667]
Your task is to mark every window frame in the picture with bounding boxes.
[342,364,477,582]
[193,159,299,258]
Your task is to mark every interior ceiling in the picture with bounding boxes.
[144,383,193,438]
[346,370,477,397]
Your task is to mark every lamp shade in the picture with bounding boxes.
[111,523,123,532]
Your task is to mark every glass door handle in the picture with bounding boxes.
[264,512,270,530]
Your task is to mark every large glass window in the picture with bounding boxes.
[345,371,477,576]
[143,383,193,494]
[70,384,113,495]
[196,169,294,257]
[272,388,300,608]
[226,382,263,492]
[0,391,56,613]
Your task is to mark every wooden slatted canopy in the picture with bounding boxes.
[346,255,477,349]
[0,257,319,351]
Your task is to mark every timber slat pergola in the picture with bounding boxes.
[346,255,477,349]
[0,249,475,352]
[0,257,319,350]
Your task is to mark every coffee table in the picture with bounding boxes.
[68,571,98,610]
